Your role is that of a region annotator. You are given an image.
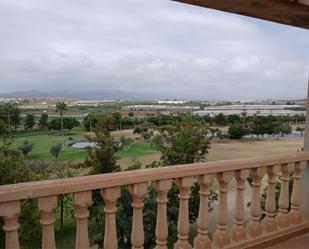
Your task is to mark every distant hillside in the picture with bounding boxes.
[0,90,51,98]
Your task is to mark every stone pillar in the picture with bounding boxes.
[213,172,232,249]
[302,73,309,221]
[129,182,148,249]
[0,201,21,249]
[276,163,294,228]
[291,161,307,224]
[73,191,92,249]
[193,175,213,249]
[38,196,58,249]
[231,170,249,242]
[154,179,172,249]
[263,165,279,232]
[248,167,266,238]
[174,176,195,249]
[102,187,121,249]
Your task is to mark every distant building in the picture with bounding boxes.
[194,104,306,116]
[157,100,187,104]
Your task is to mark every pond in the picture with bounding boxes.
[70,141,97,149]
[243,130,304,139]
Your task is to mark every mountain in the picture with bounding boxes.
[0,89,164,100]
[0,90,51,98]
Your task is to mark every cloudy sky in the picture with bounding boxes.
[0,0,308,100]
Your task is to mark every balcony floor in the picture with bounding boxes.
[266,233,309,249]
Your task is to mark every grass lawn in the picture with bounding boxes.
[10,131,87,161]
[116,142,158,158]
[8,130,158,161]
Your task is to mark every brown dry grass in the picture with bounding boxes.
[117,137,304,169]
[208,137,303,161]
[117,152,161,169]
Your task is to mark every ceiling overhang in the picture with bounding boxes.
[173,0,309,29]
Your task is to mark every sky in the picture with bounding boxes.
[0,0,308,100]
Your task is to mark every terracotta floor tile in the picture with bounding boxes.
[265,233,309,249]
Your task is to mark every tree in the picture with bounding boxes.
[0,120,8,143]
[11,105,21,131]
[84,119,120,174]
[4,104,13,135]
[113,112,122,130]
[209,127,220,138]
[213,113,227,126]
[227,114,241,125]
[38,113,49,129]
[50,143,62,160]
[55,102,67,150]
[133,127,142,134]
[0,104,21,131]
[280,124,292,137]
[18,140,34,158]
[128,111,134,117]
[141,130,152,141]
[0,134,43,249]
[84,113,97,132]
[150,134,163,149]
[48,117,80,132]
[155,119,216,247]
[272,123,282,139]
[228,125,245,139]
[296,127,305,137]
[121,117,135,129]
[160,120,210,165]
[24,113,35,130]
[83,114,116,132]
[119,136,133,152]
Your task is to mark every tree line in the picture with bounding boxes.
[0,103,80,133]
[83,111,305,141]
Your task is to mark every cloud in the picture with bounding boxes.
[0,0,308,99]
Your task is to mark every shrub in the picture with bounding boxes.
[50,143,62,159]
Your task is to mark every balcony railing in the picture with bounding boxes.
[0,152,309,249]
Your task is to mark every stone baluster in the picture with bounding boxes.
[129,182,148,249]
[263,165,280,232]
[213,172,232,248]
[0,201,21,249]
[276,163,294,228]
[73,191,92,249]
[193,175,213,249]
[102,187,121,249]
[231,169,249,242]
[174,176,195,249]
[154,179,172,249]
[38,196,58,249]
[290,161,307,225]
[248,167,266,238]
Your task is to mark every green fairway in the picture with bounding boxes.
[115,143,158,157]
[10,131,87,161]
[8,131,158,161]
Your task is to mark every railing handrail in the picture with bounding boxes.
[1,152,308,203]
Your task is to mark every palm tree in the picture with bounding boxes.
[4,103,13,137]
[55,102,67,150]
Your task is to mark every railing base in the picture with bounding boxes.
[224,222,309,249]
